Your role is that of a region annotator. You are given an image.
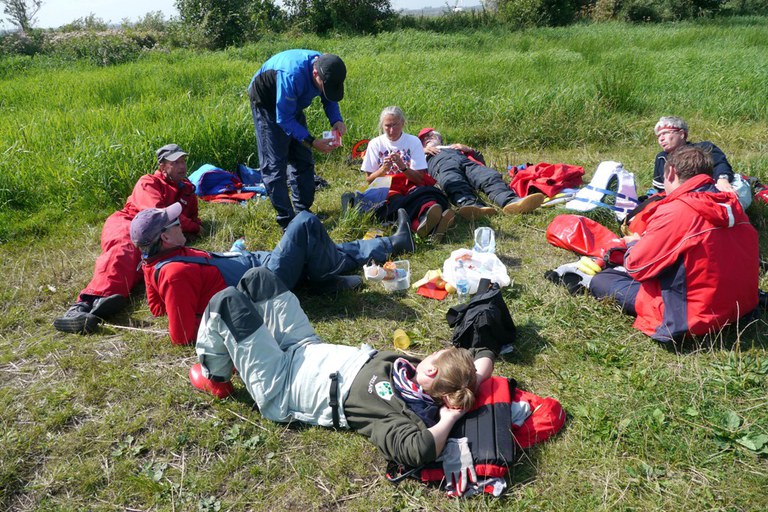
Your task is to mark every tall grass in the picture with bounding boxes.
[1,19,767,241]
[0,19,766,512]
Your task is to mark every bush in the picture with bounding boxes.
[0,29,44,56]
[397,8,500,32]
[58,14,109,32]
[175,0,283,49]
[284,0,394,34]
[42,31,143,66]
[0,53,32,79]
[722,0,768,14]
[621,0,663,21]
[497,0,581,27]
[591,0,727,21]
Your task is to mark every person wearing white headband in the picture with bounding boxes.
[652,116,733,193]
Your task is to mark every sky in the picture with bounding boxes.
[1,0,482,30]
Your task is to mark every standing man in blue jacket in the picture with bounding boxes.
[248,50,347,229]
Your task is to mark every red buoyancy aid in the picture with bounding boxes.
[510,162,585,198]
[386,377,566,493]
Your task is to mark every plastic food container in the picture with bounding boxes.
[381,260,410,292]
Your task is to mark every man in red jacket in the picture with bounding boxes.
[54,144,202,335]
[131,204,414,345]
[588,146,759,342]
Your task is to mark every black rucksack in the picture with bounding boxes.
[446,280,516,355]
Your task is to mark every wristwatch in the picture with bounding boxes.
[717,174,730,181]
[302,136,315,149]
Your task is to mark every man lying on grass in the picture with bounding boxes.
[53,144,202,335]
[548,146,759,343]
[189,266,494,494]
[417,127,545,219]
[130,204,415,345]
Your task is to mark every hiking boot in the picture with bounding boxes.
[53,302,100,334]
[341,192,356,216]
[389,208,416,256]
[430,209,456,243]
[416,204,442,238]
[503,193,546,214]
[90,294,127,319]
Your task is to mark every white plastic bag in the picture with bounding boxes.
[442,249,510,295]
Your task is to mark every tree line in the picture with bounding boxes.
[2,0,766,59]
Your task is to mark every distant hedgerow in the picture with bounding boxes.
[39,31,152,66]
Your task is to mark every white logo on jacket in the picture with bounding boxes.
[375,381,394,401]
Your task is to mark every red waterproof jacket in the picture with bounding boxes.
[80,171,201,299]
[123,171,201,234]
[624,174,759,340]
[143,247,226,345]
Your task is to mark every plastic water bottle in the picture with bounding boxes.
[230,237,248,254]
[455,260,469,303]
[473,227,496,254]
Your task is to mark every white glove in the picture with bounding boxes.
[441,437,477,496]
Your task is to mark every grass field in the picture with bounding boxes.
[1,18,767,511]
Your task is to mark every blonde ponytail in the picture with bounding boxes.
[428,347,477,410]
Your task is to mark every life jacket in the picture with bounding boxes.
[565,161,639,221]
[386,377,566,496]
[153,253,264,287]
[756,184,768,204]
[509,162,585,198]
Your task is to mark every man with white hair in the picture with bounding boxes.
[652,115,733,193]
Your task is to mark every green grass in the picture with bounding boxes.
[1,19,768,511]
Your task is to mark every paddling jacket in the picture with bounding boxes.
[247,49,342,142]
[624,174,758,340]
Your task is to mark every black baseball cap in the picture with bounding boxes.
[156,144,188,164]
[315,54,346,102]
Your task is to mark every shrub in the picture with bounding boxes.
[42,31,143,66]
[175,0,283,49]
[0,28,43,55]
[722,0,768,14]
[621,0,663,21]
[397,8,500,32]
[284,0,394,34]
[497,0,581,27]
[0,53,33,79]
[58,14,109,32]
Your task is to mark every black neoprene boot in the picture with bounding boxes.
[389,208,416,256]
